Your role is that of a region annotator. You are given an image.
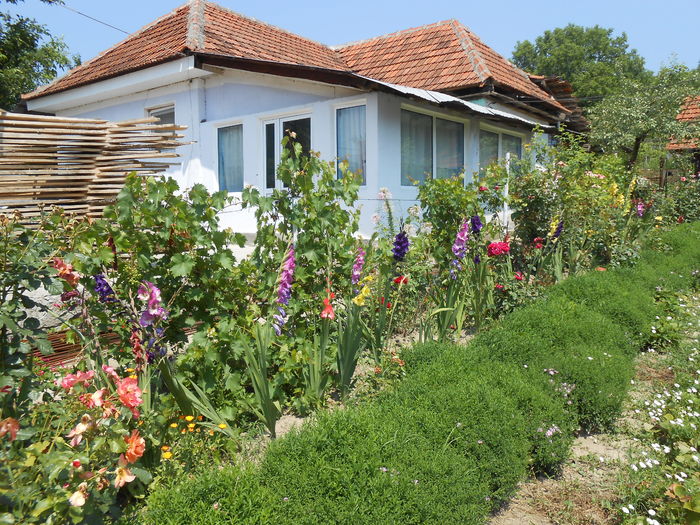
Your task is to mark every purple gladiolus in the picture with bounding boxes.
[137,281,167,327]
[273,245,296,335]
[553,220,564,239]
[636,202,646,217]
[351,246,365,285]
[392,231,410,262]
[473,254,481,264]
[450,219,470,279]
[93,274,115,303]
[470,215,483,234]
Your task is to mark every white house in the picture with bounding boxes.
[23,0,574,236]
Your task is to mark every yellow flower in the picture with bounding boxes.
[187,423,195,429]
[184,415,194,422]
[655,216,663,221]
[218,423,227,429]
[162,451,173,460]
[169,423,178,428]
[352,285,371,307]
[126,368,135,373]
[129,375,137,380]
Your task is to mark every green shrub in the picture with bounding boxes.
[468,296,634,430]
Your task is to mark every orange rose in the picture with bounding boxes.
[124,429,145,464]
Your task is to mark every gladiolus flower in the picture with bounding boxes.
[393,275,408,285]
[494,284,504,290]
[352,285,371,307]
[320,297,335,320]
[470,215,483,234]
[51,258,80,286]
[392,230,410,262]
[0,418,19,442]
[351,247,365,285]
[514,272,524,281]
[117,378,143,418]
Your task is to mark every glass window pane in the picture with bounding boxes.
[283,117,311,159]
[336,105,366,184]
[265,123,276,189]
[479,129,499,171]
[217,124,243,192]
[401,110,433,185]
[149,106,174,125]
[436,118,464,179]
[502,134,522,160]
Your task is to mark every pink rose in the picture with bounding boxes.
[117,378,143,418]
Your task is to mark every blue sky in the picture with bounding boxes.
[8,0,700,74]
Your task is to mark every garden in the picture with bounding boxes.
[1,133,700,524]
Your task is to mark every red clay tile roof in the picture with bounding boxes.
[336,20,567,113]
[676,96,700,122]
[24,1,565,115]
[668,96,700,150]
[24,1,347,100]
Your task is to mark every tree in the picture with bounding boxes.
[588,65,700,169]
[0,0,77,110]
[512,24,648,104]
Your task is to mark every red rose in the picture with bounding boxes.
[494,284,504,290]
[487,241,510,257]
[478,186,488,192]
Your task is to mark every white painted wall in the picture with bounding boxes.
[48,67,540,238]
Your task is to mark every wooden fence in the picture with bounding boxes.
[0,111,186,221]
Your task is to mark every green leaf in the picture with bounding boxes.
[131,467,153,485]
[170,253,195,277]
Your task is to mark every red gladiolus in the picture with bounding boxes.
[514,272,524,281]
[494,284,504,290]
[393,275,408,285]
[320,297,335,320]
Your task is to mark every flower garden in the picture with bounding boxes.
[1,133,700,524]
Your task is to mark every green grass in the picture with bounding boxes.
[141,223,700,524]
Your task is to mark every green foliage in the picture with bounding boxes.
[588,65,700,168]
[242,138,361,305]
[0,10,78,109]
[511,24,648,103]
[416,176,480,267]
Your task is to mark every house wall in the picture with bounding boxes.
[53,68,538,238]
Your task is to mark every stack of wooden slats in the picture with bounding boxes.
[0,111,186,221]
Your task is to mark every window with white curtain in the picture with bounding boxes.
[479,128,522,173]
[336,105,366,184]
[401,109,465,185]
[217,124,243,192]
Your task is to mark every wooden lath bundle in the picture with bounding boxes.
[0,111,187,221]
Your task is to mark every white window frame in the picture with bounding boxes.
[261,111,312,192]
[214,119,245,194]
[333,99,367,185]
[400,104,469,186]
